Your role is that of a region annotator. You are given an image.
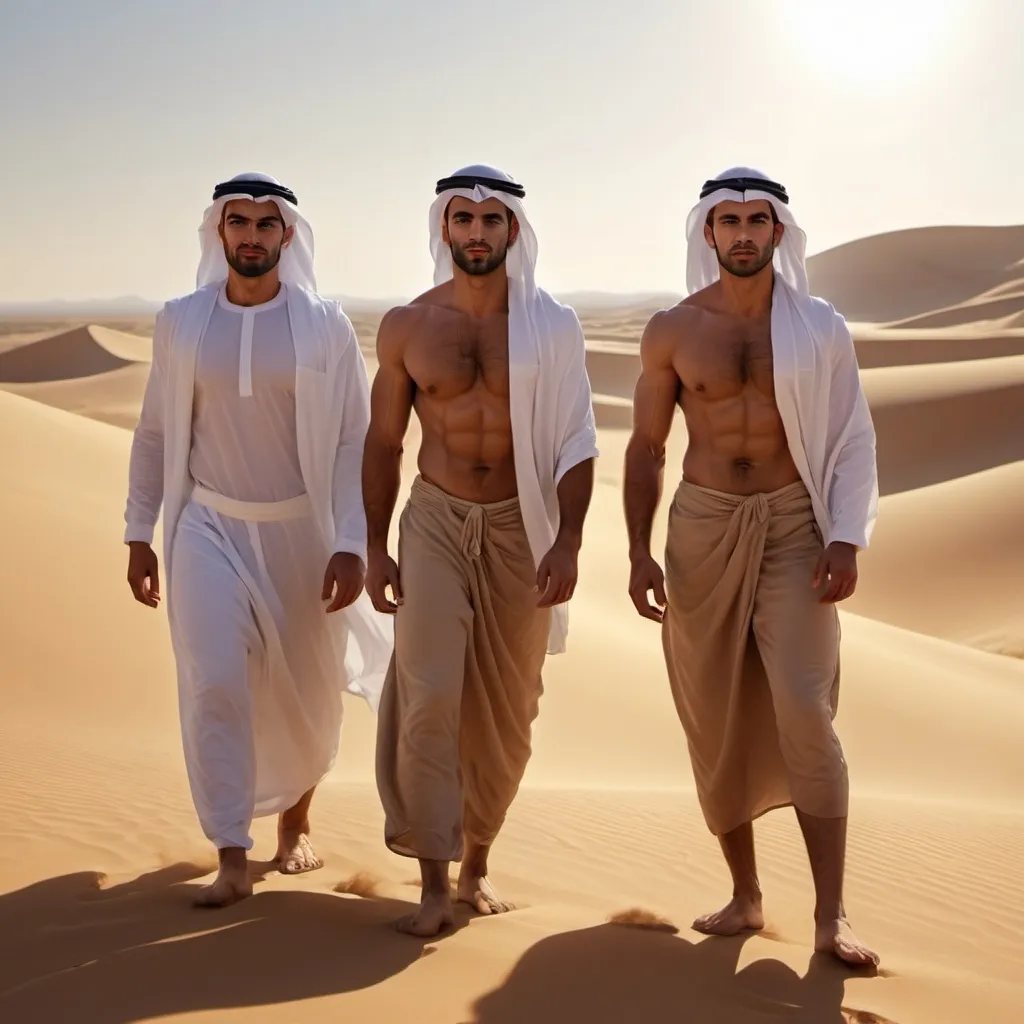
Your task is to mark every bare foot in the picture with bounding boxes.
[275,824,323,875]
[193,857,252,908]
[457,873,515,916]
[816,917,880,967]
[394,890,454,937]
[692,895,764,936]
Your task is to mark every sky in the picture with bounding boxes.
[1,0,1020,303]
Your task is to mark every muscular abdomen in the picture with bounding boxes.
[681,386,800,495]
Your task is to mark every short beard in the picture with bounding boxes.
[225,245,282,279]
[715,240,775,279]
[451,241,508,277]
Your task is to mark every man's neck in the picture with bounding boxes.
[450,268,510,318]
[716,267,775,319]
[224,270,283,307]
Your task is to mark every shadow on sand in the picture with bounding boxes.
[464,921,892,1024]
[0,866,893,1023]
[0,862,435,1021]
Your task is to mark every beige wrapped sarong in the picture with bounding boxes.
[376,476,551,863]
[662,479,847,836]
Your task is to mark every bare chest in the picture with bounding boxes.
[677,320,776,401]
[407,314,510,401]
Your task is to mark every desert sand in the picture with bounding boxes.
[1,225,1022,1023]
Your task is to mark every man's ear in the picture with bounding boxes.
[282,223,295,250]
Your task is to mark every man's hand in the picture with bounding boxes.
[628,552,666,622]
[321,552,366,613]
[535,538,579,608]
[365,549,402,614]
[813,541,858,603]
[127,541,160,608]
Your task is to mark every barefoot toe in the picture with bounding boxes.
[277,833,323,875]
[817,919,880,968]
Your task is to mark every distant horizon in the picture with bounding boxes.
[5,219,1021,315]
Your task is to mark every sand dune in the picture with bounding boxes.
[0,324,150,383]
[848,461,1024,656]
[887,280,1024,330]
[4,232,1024,1023]
[862,353,1024,494]
[2,380,1023,1022]
[851,324,1024,369]
[2,362,153,428]
[806,224,1024,323]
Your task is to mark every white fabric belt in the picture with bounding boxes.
[190,485,312,522]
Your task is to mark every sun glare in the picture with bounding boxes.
[783,0,961,86]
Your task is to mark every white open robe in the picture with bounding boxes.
[124,282,392,842]
[507,286,600,654]
[771,276,878,551]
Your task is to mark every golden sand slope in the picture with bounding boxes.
[1,386,1023,1022]
[0,324,150,382]
[805,224,1024,324]
[0,324,152,428]
[848,461,1024,657]
[862,353,1024,494]
[851,324,1024,369]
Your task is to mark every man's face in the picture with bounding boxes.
[704,199,784,280]
[218,198,294,278]
[442,196,519,276]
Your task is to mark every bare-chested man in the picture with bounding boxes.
[364,164,599,937]
[624,168,879,966]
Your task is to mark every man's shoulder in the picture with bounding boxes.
[642,297,702,344]
[378,286,453,339]
[530,287,585,348]
[158,282,218,319]
[286,282,347,319]
[799,290,849,343]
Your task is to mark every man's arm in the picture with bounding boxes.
[825,311,878,552]
[551,310,599,553]
[329,312,371,566]
[124,307,169,545]
[362,308,415,553]
[553,458,594,553]
[125,307,170,608]
[624,312,680,560]
[812,309,878,604]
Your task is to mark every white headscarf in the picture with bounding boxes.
[684,166,809,297]
[428,163,538,302]
[195,171,317,292]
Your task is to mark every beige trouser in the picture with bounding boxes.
[375,476,551,863]
[661,479,848,836]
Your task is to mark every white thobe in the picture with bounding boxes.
[125,282,392,850]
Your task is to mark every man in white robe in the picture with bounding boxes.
[624,167,880,966]
[124,172,392,907]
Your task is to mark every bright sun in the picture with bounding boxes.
[783,0,961,86]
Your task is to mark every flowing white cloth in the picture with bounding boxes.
[188,286,307,501]
[684,166,878,550]
[196,172,317,292]
[429,164,600,654]
[171,487,342,848]
[124,279,394,846]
